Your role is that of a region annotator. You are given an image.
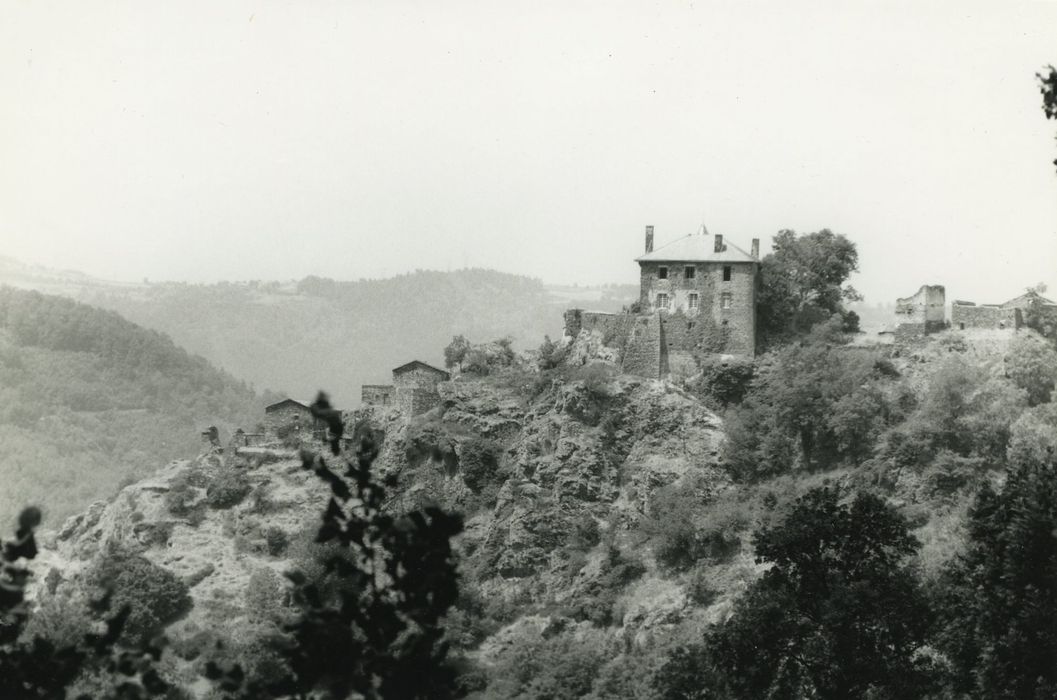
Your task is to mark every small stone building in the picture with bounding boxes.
[264,398,319,436]
[360,360,450,416]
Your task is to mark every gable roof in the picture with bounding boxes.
[635,233,758,263]
[1002,291,1056,309]
[392,360,451,379]
[265,398,313,412]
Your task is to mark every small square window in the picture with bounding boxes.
[658,266,668,280]
[721,292,733,309]
[656,293,670,310]
[688,293,699,310]
[685,266,695,279]
[722,266,732,282]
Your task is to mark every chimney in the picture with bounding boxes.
[751,238,760,258]
[714,234,724,253]
[645,225,654,253]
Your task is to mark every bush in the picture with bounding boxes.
[245,567,285,624]
[648,483,749,570]
[457,436,501,492]
[165,472,202,516]
[486,627,613,698]
[89,550,193,644]
[688,356,754,408]
[207,469,252,509]
[263,526,289,557]
[537,335,569,371]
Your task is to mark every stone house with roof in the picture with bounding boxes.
[361,360,451,416]
[564,225,760,378]
[264,398,322,437]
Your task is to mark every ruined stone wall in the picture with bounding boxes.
[895,285,946,335]
[361,385,395,406]
[621,314,663,378]
[951,303,1021,330]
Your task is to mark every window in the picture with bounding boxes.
[722,265,732,281]
[685,266,696,279]
[658,266,668,280]
[688,293,699,310]
[656,293,670,310]
[720,292,733,309]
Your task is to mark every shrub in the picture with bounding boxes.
[537,335,569,370]
[263,526,289,557]
[688,356,755,408]
[89,549,193,644]
[165,472,202,516]
[562,546,645,626]
[486,627,612,698]
[206,469,252,509]
[457,436,501,492]
[245,567,285,624]
[648,483,749,570]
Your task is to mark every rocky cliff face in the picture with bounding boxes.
[28,360,745,693]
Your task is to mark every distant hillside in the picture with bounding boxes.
[0,287,269,524]
[72,271,637,407]
[0,258,638,407]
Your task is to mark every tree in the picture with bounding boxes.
[706,487,936,699]
[1005,330,1057,405]
[218,392,463,699]
[933,455,1057,699]
[722,319,893,480]
[443,335,471,370]
[756,229,862,346]
[1039,65,1057,170]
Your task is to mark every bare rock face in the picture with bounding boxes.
[352,368,729,654]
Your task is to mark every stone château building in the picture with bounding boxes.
[565,225,761,379]
[636,225,760,356]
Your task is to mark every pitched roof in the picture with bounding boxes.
[635,233,758,263]
[265,398,313,412]
[392,360,451,378]
[1002,291,1056,309]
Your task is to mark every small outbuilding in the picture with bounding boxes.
[361,360,451,416]
[264,398,318,436]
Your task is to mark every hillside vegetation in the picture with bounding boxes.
[0,287,269,524]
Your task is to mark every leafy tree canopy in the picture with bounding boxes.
[934,455,1057,699]
[707,487,935,699]
[757,229,861,346]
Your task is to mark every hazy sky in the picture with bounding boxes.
[2,0,1056,305]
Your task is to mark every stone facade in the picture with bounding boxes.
[636,231,759,357]
[263,399,320,436]
[361,385,395,406]
[893,284,946,340]
[951,302,1021,330]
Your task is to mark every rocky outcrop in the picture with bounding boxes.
[30,364,730,690]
